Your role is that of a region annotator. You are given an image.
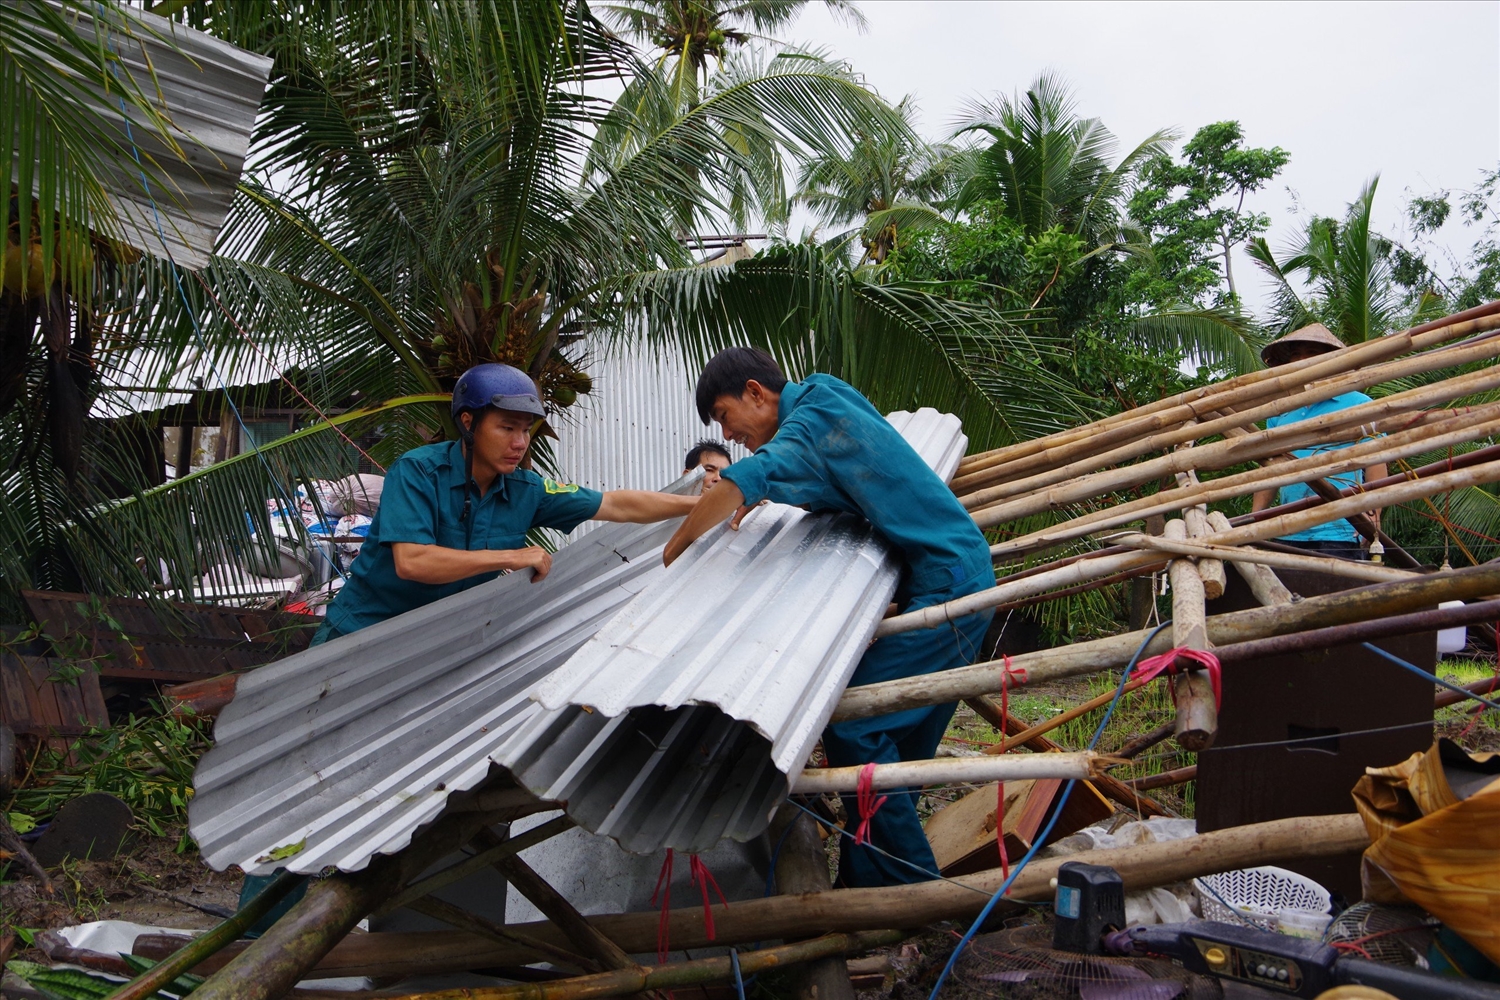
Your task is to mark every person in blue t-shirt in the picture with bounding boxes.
[1250,324,1386,561]
[312,363,698,645]
[664,348,995,888]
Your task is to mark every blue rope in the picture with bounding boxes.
[99,10,344,585]
[925,620,1175,1000]
[730,947,746,1000]
[1361,642,1500,711]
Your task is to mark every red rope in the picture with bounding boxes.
[651,848,674,964]
[689,854,730,941]
[853,762,887,847]
[1130,647,1223,708]
[191,271,388,473]
[994,655,1026,883]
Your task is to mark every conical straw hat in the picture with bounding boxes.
[1261,322,1345,366]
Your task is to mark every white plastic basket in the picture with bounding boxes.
[1193,866,1331,932]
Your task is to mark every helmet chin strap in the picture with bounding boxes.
[460,420,476,523]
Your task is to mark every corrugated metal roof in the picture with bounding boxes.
[190,410,965,872]
[51,3,272,269]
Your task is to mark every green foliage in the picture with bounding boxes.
[6,710,210,847]
[1129,121,1289,306]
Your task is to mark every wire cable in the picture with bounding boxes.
[926,619,1174,1000]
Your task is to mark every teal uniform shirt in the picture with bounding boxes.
[324,441,602,635]
[1265,390,1374,542]
[720,374,994,601]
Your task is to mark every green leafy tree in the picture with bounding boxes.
[1129,121,1289,306]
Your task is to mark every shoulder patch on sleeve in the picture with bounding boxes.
[543,477,580,494]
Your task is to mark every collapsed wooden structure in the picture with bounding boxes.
[95,301,1500,1000]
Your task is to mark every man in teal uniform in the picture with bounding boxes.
[664,348,995,887]
[1250,324,1386,560]
[314,363,698,644]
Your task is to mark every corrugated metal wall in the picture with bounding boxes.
[549,340,746,537]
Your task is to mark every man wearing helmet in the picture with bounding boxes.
[312,363,698,644]
[1250,323,1386,559]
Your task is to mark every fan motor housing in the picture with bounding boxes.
[1052,861,1126,953]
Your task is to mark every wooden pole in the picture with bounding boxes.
[1207,511,1293,607]
[1112,533,1414,583]
[987,680,1151,755]
[104,870,307,1000]
[835,564,1500,721]
[383,931,906,1000]
[962,696,1168,817]
[472,827,638,973]
[1123,766,1197,792]
[1182,502,1226,599]
[1163,520,1217,751]
[767,804,857,1000]
[952,306,1500,490]
[970,371,1500,526]
[377,814,575,916]
[892,456,1500,638]
[793,752,1100,793]
[1115,721,1175,761]
[0,812,53,895]
[987,404,1500,558]
[189,810,530,1000]
[405,895,599,973]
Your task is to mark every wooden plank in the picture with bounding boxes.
[0,654,36,731]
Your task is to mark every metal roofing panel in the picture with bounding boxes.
[43,3,272,269]
[190,409,966,872]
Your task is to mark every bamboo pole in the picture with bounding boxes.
[376,814,575,916]
[1435,673,1500,709]
[104,870,307,1000]
[470,826,638,972]
[1182,502,1227,599]
[1163,520,1217,751]
[189,810,544,1000]
[834,564,1500,721]
[1111,533,1414,583]
[1207,511,1293,606]
[962,696,1168,817]
[894,456,1500,638]
[1115,721,1176,761]
[385,931,907,1000]
[987,403,1500,558]
[986,680,1151,755]
[405,895,598,973]
[1123,766,1197,792]
[952,305,1500,488]
[956,316,1500,499]
[970,367,1500,526]
[766,804,857,1000]
[793,751,1101,793]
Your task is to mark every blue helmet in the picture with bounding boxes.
[452,363,545,420]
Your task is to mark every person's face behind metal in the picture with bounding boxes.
[691,452,730,491]
[463,408,535,475]
[711,379,780,451]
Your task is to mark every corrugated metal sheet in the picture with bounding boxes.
[189,484,696,875]
[190,410,964,872]
[47,3,272,269]
[535,409,965,782]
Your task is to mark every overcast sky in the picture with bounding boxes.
[783,0,1500,316]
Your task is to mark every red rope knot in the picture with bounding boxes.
[1131,647,1222,708]
[689,854,730,941]
[651,848,674,964]
[854,761,888,847]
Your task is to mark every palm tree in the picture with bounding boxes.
[951,73,1173,251]
[2,0,1046,613]
[795,96,963,264]
[598,0,866,104]
[1247,175,1403,342]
